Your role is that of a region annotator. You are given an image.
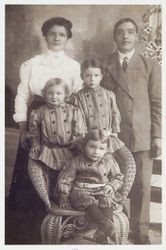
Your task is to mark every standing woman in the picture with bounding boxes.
[13,17,82,149]
[8,17,82,243]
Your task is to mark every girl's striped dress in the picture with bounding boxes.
[28,103,86,170]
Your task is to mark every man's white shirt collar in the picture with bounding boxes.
[118,49,135,65]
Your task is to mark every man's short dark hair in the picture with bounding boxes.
[41,17,72,38]
[113,18,138,37]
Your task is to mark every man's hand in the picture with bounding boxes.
[151,138,162,158]
[31,144,41,155]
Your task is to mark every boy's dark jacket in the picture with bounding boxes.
[101,51,161,152]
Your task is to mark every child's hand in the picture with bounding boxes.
[59,196,72,209]
[104,185,114,196]
[60,201,71,209]
[31,145,41,155]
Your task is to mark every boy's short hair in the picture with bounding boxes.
[113,18,138,37]
[41,17,72,38]
[81,129,110,149]
[42,78,69,97]
[81,58,104,76]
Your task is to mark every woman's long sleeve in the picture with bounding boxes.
[13,60,32,122]
[72,62,83,93]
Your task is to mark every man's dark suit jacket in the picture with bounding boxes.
[101,51,161,152]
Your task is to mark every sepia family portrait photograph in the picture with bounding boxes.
[3,0,165,248]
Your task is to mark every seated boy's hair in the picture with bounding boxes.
[113,18,138,36]
[42,78,69,97]
[81,58,104,76]
[81,128,110,149]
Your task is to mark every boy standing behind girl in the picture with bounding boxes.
[73,59,121,138]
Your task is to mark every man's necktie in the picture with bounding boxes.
[122,57,128,71]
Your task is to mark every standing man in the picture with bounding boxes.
[101,18,161,244]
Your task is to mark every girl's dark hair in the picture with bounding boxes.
[81,58,104,76]
[113,18,138,37]
[41,17,72,38]
[81,129,110,149]
[42,78,69,97]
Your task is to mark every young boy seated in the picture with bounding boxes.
[57,129,133,243]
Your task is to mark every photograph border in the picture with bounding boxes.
[1,0,166,250]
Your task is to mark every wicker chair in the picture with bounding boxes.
[39,146,136,244]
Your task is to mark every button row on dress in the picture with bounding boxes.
[52,129,70,135]
[52,130,70,135]
[51,117,68,124]
[88,103,103,108]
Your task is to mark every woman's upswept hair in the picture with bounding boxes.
[41,17,72,38]
[81,129,110,149]
[42,78,69,97]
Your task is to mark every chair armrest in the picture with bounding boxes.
[47,203,85,216]
[114,146,136,199]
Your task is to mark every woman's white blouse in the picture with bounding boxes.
[13,50,83,122]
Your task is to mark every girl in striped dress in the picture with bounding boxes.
[72,58,121,139]
[28,78,86,209]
